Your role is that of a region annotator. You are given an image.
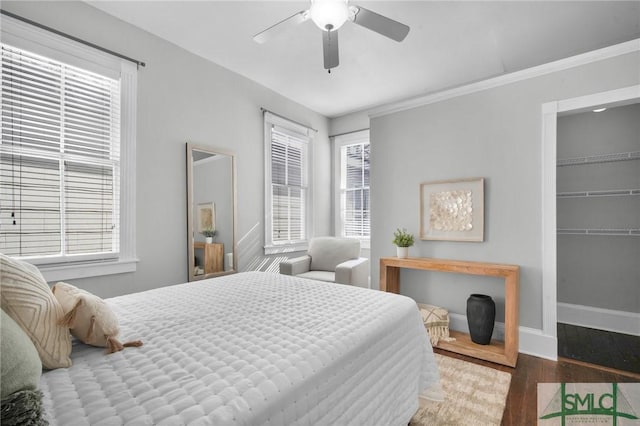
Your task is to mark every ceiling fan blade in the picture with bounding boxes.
[322,29,339,71]
[253,10,308,44]
[350,6,410,42]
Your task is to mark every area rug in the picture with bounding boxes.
[411,353,512,426]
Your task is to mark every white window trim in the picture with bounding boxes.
[263,112,313,255]
[1,14,138,281]
[333,129,370,249]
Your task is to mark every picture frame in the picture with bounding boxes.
[420,177,484,242]
[197,202,215,233]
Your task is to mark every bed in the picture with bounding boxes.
[39,271,441,425]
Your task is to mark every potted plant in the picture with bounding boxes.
[201,228,217,244]
[392,228,414,259]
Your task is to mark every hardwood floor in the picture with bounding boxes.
[434,348,640,426]
[557,322,640,374]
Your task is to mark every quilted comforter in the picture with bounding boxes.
[40,271,440,425]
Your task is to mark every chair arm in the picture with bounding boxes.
[335,257,370,287]
[279,255,311,276]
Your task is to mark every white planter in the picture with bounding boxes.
[205,237,213,244]
[396,246,409,258]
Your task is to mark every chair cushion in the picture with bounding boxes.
[0,254,72,370]
[308,237,360,272]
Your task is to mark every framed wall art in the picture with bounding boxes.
[420,177,484,242]
[197,202,215,233]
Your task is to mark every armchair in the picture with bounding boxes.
[279,237,369,287]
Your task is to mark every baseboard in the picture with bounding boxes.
[558,302,640,336]
[518,326,558,361]
[449,313,558,361]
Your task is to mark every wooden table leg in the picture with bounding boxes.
[380,265,400,294]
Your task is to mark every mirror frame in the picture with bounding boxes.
[186,143,237,281]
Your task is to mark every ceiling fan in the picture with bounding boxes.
[253,0,410,72]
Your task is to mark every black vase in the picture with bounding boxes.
[466,294,496,345]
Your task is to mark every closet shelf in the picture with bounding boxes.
[557,228,640,236]
[557,189,640,198]
[557,151,640,167]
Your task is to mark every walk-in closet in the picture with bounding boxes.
[556,103,640,373]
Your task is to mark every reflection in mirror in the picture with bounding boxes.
[187,143,236,281]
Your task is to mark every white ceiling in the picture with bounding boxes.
[87,1,640,118]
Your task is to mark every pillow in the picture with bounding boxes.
[52,282,142,353]
[417,303,456,346]
[1,310,42,399]
[0,254,72,369]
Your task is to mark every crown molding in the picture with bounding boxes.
[368,38,640,119]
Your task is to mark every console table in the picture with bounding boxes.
[194,242,224,274]
[380,257,520,367]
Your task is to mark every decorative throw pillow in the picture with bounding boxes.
[417,303,456,346]
[1,309,42,399]
[52,282,142,353]
[0,254,72,369]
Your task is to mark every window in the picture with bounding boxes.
[334,130,370,246]
[0,15,137,280]
[264,112,312,254]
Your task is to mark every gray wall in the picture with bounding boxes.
[557,104,640,313]
[369,52,639,330]
[2,1,331,298]
[329,111,370,138]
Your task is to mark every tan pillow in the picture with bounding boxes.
[417,303,456,347]
[0,254,72,369]
[52,282,142,353]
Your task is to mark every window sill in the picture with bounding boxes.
[340,237,370,250]
[39,258,138,282]
[264,243,308,256]
[359,238,371,250]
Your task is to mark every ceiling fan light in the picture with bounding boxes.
[310,0,349,31]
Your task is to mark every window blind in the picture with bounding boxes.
[270,125,308,244]
[341,142,370,238]
[0,44,120,261]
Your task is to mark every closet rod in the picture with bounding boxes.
[1,9,146,68]
[557,189,640,198]
[557,228,640,236]
[557,150,640,167]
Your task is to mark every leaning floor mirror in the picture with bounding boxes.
[186,143,237,281]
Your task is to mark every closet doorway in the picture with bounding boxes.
[541,85,640,370]
[555,103,640,373]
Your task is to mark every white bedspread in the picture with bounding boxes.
[40,272,440,426]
